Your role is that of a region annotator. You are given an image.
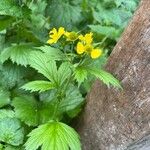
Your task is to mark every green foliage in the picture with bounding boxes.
[0,118,24,146]
[12,96,54,126]
[25,121,81,150]
[22,80,55,92]
[0,88,10,108]
[0,109,15,119]
[1,44,36,66]
[47,0,82,29]
[0,0,139,149]
[88,68,122,88]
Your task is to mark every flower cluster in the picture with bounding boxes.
[47,27,102,59]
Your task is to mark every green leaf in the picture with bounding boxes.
[29,52,71,86]
[74,66,88,85]
[21,80,55,93]
[12,96,54,126]
[88,68,122,88]
[5,145,22,150]
[0,118,24,146]
[0,89,10,108]
[60,84,84,113]
[93,8,122,26]
[0,109,15,119]
[0,63,25,89]
[89,25,121,40]
[0,16,14,31]
[0,0,30,18]
[39,45,65,61]
[47,0,82,29]
[25,121,81,150]
[29,51,58,82]
[57,62,72,86]
[0,44,36,66]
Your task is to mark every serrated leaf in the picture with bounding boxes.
[25,121,81,150]
[57,62,72,86]
[89,25,121,40]
[38,45,65,61]
[47,0,82,29]
[60,84,84,113]
[12,96,54,126]
[93,8,122,26]
[29,51,57,82]
[88,68,122,88]
[0,89,10,108]
[0,0,30,18]
[74,67,88,86]
[29,52,71,87]
[0,109,15,119]
[0,63,25,89]
[21,80,55,93]
[0,118,24,146]
[0,44,36,66]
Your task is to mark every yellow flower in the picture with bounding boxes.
[79,32,93,45]
[47,27,65,44]
[91,49,102,59]
[64,31,78,41]
[76,42,85,54]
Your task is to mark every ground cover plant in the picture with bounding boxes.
[0,0,139,149]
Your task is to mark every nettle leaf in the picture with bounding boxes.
[60,84,84,113]
[89,25,121,40]
[0,109,15,119]
[12,96,54,126]
[47,0,82,29]
[25,121,81,150]
[0,63,25,89]
[0,0,30,18]
[21,80,56,93]
[88,68,122,88]
[0,44,36,66]
[0,89,10,108]
[74,66,88,85]
[39,45,65,61]
[0,118,24,146]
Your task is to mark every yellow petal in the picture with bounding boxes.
[64,31,70,37]
[85,32,93,44]
[47,39,55,44]
[91,49,102,59]
[78,34,84,41]
[76,42,85,54]
[58,27,65,37]
[49,28,57,34]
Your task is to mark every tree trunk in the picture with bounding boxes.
[76,0,150,149]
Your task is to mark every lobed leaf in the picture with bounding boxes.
[25,121,81,150]
[0,44,36,66]
[88,68,122,88]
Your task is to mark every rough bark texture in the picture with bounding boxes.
[76,0,150,150]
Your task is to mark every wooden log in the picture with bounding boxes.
[76,0,150,149]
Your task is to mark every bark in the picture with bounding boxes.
[76,0,150,150]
